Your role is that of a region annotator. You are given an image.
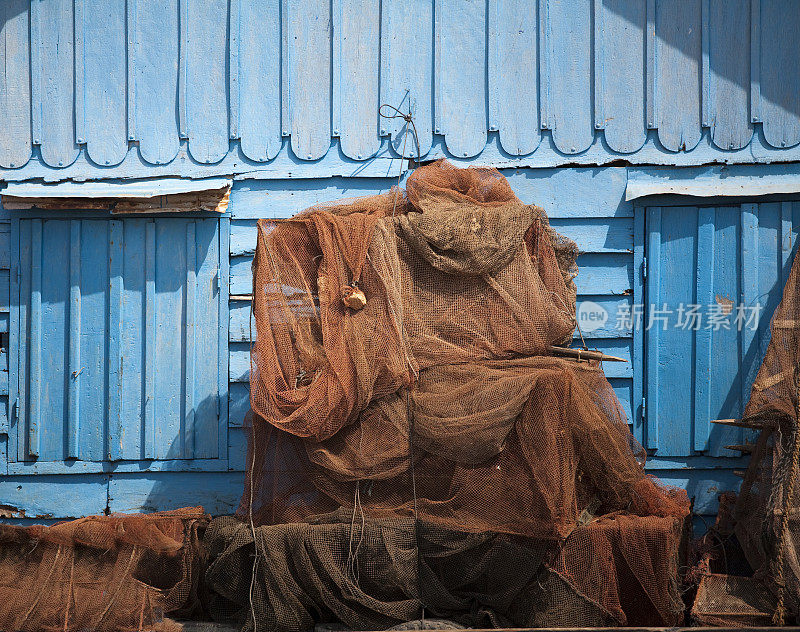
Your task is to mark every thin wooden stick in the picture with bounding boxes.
[548,346,627,363]
[724,443,756,454]
[712,417,775,430]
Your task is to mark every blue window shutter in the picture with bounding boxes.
[11,217,225,469]
[644,201,800,456]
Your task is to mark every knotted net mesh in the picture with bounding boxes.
[214,160,690,630]
[733,243,800,624]
[0,508,208,632]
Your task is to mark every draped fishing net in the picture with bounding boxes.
[688,242,800,626]
[0,508,208,632]
[211,160,690,630]
[725,243,800,625]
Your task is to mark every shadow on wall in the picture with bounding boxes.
[129,391,245,517]
[605,0,800,123]
[0,0,794,125]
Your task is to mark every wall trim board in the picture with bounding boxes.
[627,163,800,200]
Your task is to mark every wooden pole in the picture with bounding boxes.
[724,443,756,454]
[548,346,627,363]
[712,418,775,430]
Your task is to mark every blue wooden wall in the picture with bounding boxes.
[1,0,800,182]
[0,168,742,522]
[1,0,797,522]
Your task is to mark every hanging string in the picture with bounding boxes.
[379,94,422,217]
[346,481,366,587]
[247,272,260,632]
[378,95,424,623]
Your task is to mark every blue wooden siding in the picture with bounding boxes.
[8,216,228,475]
[2,1,797,523]
[2,0,800,181]
[643,200,799,457]
[0,168,756,521]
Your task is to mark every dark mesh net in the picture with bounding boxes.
[691,574,777,627]
[0,508,208,632]
[731,244,800,624]
[213,160,690,630]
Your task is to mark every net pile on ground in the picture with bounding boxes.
[724,244,800,625]
[0,507,209,632]
[687,492,777,626]
[207,160,690,630]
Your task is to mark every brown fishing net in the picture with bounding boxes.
[691,574,777,627]
[726,243,800,625]
[217,160,690,630]
[0,507,209,632]
[204,511,685,630]
[688,241,800,626]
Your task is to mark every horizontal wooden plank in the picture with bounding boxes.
[227,168,634,220]
[107,472,244,515]
[549,217,633,253]
[575,296,633,338]
[230,251,634,298]
[504,168,632,218]
[229,178,394,219]
[230,342,250,382]
[644,455,747,470]
[626,163,800,199]
[229,301,254,341]
[2,188,230,214]
[229,216,634,258]
[229,257,253,295]
[6,459,231,476]
[230,219,258,255]
[228,425,247,472]
[581,338,632,378]
[0,475,109,519]
[574,253,633,295]
[229,381,250,428]
[649,468,741,516]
